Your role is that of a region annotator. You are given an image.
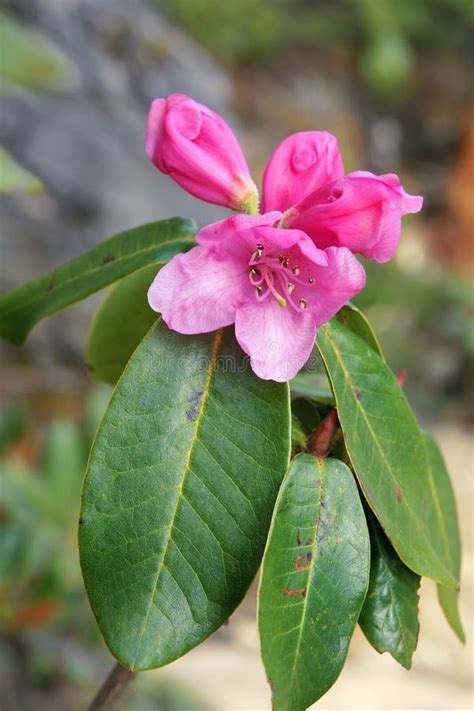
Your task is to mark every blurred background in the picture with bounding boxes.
[0,0,472,708]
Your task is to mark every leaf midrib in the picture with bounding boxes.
[286,457,325,701]
[131,328,223,668]
[319,324,455,585]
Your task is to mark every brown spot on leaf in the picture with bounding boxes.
[296,530,302,546]
[354,387,363,400]
[295,552,313,570]
[396,486,402,502]
[283,586,307,598]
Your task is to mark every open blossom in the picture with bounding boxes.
[262,133,423,262]
[148,213,365,381]
[145,93,258,212]
[145,95,423,380]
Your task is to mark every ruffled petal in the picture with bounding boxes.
[147,245,247,334]
[311,247,366,327]
[262,131,344,212]
[235,299,317,382]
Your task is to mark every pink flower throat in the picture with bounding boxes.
[248,243,314,313]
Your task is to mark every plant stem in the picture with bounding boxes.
[89,662,136,710]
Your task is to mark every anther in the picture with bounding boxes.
[292,266,300,276]
[255,286,263,296]
[299,298,308,310]
[308,277,314,284]
[287,282,295,294]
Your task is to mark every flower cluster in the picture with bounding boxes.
[146,94,422,381]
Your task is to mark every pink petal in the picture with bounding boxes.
[290,173,423,263]
[197,212,282,250]
[311,247,366,327]
[262,131,344,212]
[147,245,247,334]
[235,299,317,382]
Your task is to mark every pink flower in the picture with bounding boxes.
[284,171,423,263]
[148,213,365,381]
[145,94,258,212]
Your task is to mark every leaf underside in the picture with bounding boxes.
[0,218,195,345]
[317,319,458,588]
[259,454,370,711]
[79,320,291,670]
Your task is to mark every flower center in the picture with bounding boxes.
[248,244,315,312]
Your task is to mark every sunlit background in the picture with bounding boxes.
[0,1,472,709]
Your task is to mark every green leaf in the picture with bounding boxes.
[0,10,75,92]
[337,302,384,357]
[79,321,291,670]
[290,397,322,434]
[258,454,370,711]
[0,148,43,194]
[359,509,420,669]
[86,265,159,384]
[317,319,458,588]
[0,218,196,345]
[290,415,306,455]
[422,431,465,642]
[290,370,334,404]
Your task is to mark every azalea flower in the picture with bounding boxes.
[145,94,422,381]
[148,213,365,381]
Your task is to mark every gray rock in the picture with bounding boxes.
[0,0,234,385]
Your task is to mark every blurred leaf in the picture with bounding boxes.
[0,218,196,345]
[0,10,75,92]
[86,265,159,385]
[79,321,291,670]
[423,431,465,643]
[259,454,370,710]
[40,420,86,521]
[0,148,43,194]
[359,510,420,669]
[0,403,26,454]
[317,319,458,588]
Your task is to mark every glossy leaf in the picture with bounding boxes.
[317,319,458,588]
[0,218,196,345]
[337,302,383,357]
[79,321,291,670]
[423,431,465,642]
[359,509,420,669]
[86,265,159,384]
[258,454,370,711]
